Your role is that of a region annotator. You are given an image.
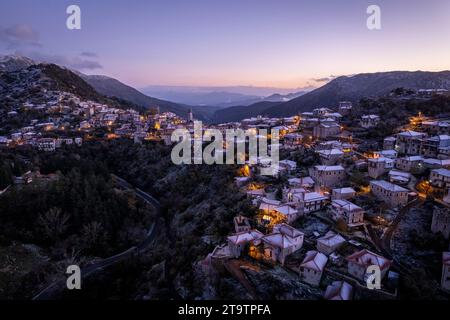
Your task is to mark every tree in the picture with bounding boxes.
[38,207,71,242]
[0,161,13,189]
[80,221,108,253]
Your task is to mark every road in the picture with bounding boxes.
[381,198,422,257]
[366,198,422,276]
[33,175,160,300]
[223,260,259,300]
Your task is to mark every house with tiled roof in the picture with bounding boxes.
[396,130,426,155]
[368,157,394,179]
[317,148,344,165]
[331,187,356,201]
[227,230,264,258]
[346,249,392,281]
[309,165,346,189]
[316,231,346,255]
[299,250,328,286]
[360,114,380,128]
[370,180,409,208]
[430,168,450,189]
[324,281,353,300]
[261,224,304,265]
[329,199,364,228]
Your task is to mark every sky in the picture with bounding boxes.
[0,0,450,90]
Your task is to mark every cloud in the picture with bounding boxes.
[15,50,103,71]
[0,24,41,49]
[80,51,98,58]
[311,75,338,83]
[70,59,103,70]
[0,24,102,71]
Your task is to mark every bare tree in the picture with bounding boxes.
[38,207,71,241]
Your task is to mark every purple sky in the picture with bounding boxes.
[1,0,449,89]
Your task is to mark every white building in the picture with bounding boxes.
[370,180,409,208]
[360,115,380,128]
[313,122,341,139]
[36,138,56,152]
[388,169,411,185]
[279,160,297,174]
[430,168,450,189]
[261,224,304,265]
[283,133,303,148]
[310,165,346,189]
[383,136,397,150]
[292,191,328,215]
[338,101,352,115]
[422,121,450,136]
[316,231,346,255]
[324,281,353,300]
[368,157,395,179]
[374,150,398,159]
[227,230,264,258]
[421,135,450,158]
[299,250,328,286]
[317,148,344,165]
[331,187,356,200]
[396,131,426,155]
[395,156,424,172]
[259,199,300,224]
[346,249,392,281]
[329,200,364,228]
[234,215,251,233]
[287,176,315,189]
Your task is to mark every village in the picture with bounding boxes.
[1,84,450,300]
[196,98,450,300]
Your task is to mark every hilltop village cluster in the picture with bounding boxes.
[0,90,189,151]
[1,88,450,300]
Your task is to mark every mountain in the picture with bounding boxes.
[0,55,35,72]
[0,63,117,106]
[141,85,307,108]
[80,74,185,113]
[79,74,221,121]
[213,71,450,122]
[212,101,281,123]
[263,91,306,102]
[0,55,216,121]
[140,87,261,107]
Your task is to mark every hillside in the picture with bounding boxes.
[80,74,216,121]
[0,63,108,104]
[213,71,450,121]
[0,55,35,73]
[212,101,281,123]
[0,55,214,121]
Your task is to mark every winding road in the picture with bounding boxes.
[366,198,423,276]
[33,175,160,300]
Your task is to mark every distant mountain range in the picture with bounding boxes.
[2,55,450,124]
[212,71,450,122]
[141,85,306,107]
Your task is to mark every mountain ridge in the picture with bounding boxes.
[213,70,450,122]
